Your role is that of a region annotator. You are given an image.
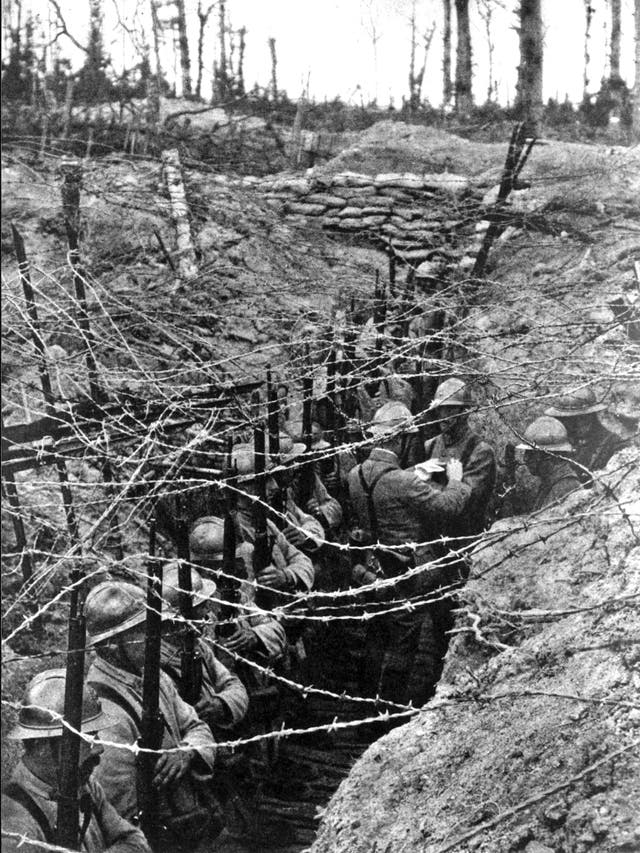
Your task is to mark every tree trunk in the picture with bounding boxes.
[409,3,417,114]
[196,0,214,100]
[150,0,163,106]
[516,0,544,135]
[454,0,473,116]
[269,36,278,102]
[175,0,192,96]
[218,0,228,99]
[237,26,246,95]
[610,0,622,81]
[443,0,452,107]
[633,0,640,136]
[583,0,594,98]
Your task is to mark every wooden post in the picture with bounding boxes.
[161,148,198,283]
[1,414,33,583]
[59,171,125,561]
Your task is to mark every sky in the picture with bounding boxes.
[11,0,639,107]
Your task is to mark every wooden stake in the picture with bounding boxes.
[161,148,198,283]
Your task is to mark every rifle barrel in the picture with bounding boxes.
[138,524,164,847]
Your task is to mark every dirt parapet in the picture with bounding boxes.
[312,447,640,853]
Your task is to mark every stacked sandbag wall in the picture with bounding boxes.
[239,171,484,264]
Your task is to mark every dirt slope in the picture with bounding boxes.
[312,446,640,853]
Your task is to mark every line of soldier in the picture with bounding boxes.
[3,261,633,853]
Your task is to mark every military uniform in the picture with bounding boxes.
[532,461,581,510]
[235,508,315,592]
[160,638,249,730]
[2,763,149,853]
[423,426,497,537]
[348,446,471,706]
[88,657,216,827]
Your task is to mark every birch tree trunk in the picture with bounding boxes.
[161,149,198,284]
[454,0,473,116]
[515,0,544,134]
[610,0,622,81]
[443,0,452,107]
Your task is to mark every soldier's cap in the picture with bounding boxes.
[161,561,218,617]
[428,377,473,410]
[8,669,115,740]
[515,416,574,452]
[544,386,607,418]
[85,581,147,645]
[367,401,418,436]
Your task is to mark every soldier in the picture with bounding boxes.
[231,443,315,594]
[159,563,249,733]
[85,581,220,850]
[516,416,582,510]
[406,253,452,415]
[2,669,150,853]
[189,516,287,670]
[348,401,471,706]
[424,378,497,542]
[276,430,343,542]
[544,387,627,482]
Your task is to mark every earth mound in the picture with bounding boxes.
[312,447,640,853]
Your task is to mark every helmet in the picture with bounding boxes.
[161,561,217,616]
[367,401,418,436]
[429,378,473,410]
[85,581,147,645]
[189,516,225,560]
[415,260,441,279]
[278,433,306,463]
[8,669,113,740]
[545,387,606,418]
[516,416,574,452]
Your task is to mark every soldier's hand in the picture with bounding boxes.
[306,496,321,516]
[258,565,291,590]
[283,524,309,549]
[219,624,258,654]
[153,749,193,788]
[195,695,229,725]
[351,564,377,587]
[446,458,463,483]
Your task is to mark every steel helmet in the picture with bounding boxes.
[189,516,225,560]
[161,561,217,617]
[516,416,574,452]
[415,260,441,279]
[367,401,418,436]
[8,668,113,740]
[545,387,606,418]
[429,378,473,410]
[85,581,147,645]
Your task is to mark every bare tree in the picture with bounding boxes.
[196,0,215,99]
[174,0,192,96]
[633,0,640,135]
[268,36,278,102]
[361,0,382,102]
[609,0,622,82]
[454,0,473,115]
[408,3,436,115]
[583,0,594,98]
[477,0,496,102]
[515,0,543,134]
[237,25,246,95]
[443,0,452,107]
